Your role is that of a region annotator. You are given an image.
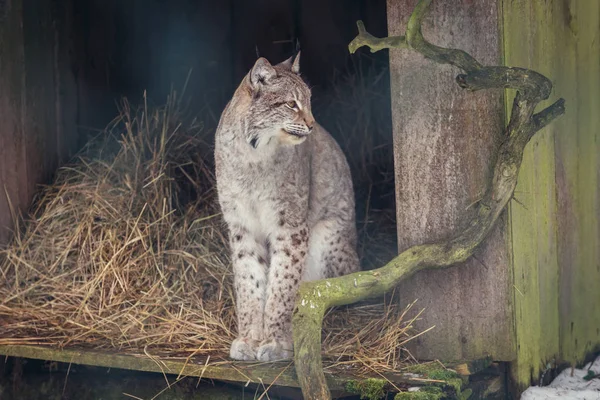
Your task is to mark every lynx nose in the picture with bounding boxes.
[304,114,315,132]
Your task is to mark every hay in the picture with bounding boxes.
[0,85,422,377]
[0,92,234,357]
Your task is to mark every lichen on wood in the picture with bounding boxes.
[392,363,474,400]
[345,378,387,400]
[394,387,443,400]
[0,344,441,393]
[292,0,566,399]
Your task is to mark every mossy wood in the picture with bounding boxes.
[291,0,566,399]
[0,344,449,392]
[503,0,600,389]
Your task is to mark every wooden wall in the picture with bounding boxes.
[503,0,600,389]
[387,0,600,391]
[0,0,78,245]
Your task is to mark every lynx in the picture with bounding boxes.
[214,53,359,362]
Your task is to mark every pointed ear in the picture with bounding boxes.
[277,55,293,70]
[291,51,301,74]
[250,58,277,88]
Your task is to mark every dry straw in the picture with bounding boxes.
[0,85,422,377]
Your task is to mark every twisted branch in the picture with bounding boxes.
[293,0,566,399]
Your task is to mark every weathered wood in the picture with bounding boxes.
[552,0,600,369]
[0,0,78,246]
[0,345,308,389]
[0,344,432,392]
[503,0,600,390]
[0,0,28,245]
[386,0,513,362]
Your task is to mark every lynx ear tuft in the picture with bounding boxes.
[278,55,293,70]
[250,58,277,88]
[291,51,301,74]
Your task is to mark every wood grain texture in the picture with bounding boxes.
[0,0,29,245]
[503,0,562,388]
[503,0,600,388]
[0,344,433,391]
[555,0,600,367]
[387,0,514,361]
[0,0,78,246]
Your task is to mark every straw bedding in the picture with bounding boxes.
[0,75,421,375]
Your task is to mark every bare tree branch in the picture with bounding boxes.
[347,21,407,54]
[405,0,482,72]
[293,0,566,399]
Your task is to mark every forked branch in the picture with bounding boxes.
[293,0,566,399]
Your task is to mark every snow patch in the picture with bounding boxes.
[521,355,600,399]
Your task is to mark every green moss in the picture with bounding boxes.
[405,364,456,379]
[404,364,467,396]
[394,386,443,400]
[345,378,386,400]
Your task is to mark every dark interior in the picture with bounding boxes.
[73,0,388,132]
[69,0,398,269]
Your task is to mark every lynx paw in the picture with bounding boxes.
[256,339,293,362]
[230,337,260,361]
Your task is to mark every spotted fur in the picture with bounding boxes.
[214,54,359,362]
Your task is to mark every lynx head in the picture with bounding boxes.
[243,53,315,148]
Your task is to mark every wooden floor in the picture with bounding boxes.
[0,345,425,392]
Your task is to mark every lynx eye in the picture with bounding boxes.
[285,101,298,110]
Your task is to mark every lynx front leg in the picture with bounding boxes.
[257,225,309,362]
[229,228,269,361]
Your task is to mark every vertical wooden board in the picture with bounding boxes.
[556,0,600,365]
[0,0,28,245]
[502,0,562,388]
[387,0,513,361]
[503,0,600,388]
[0,0,78,246]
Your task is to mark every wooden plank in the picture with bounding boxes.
[387,0,514,362]
[0,345,430,391]
[0,0,29,246]
[503,0,600,390]
[502,0,562,389]
[0,345,308,389]
[0,0,79,247]
[555,0,600,366]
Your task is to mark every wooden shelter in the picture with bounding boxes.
[0,0,598,398]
